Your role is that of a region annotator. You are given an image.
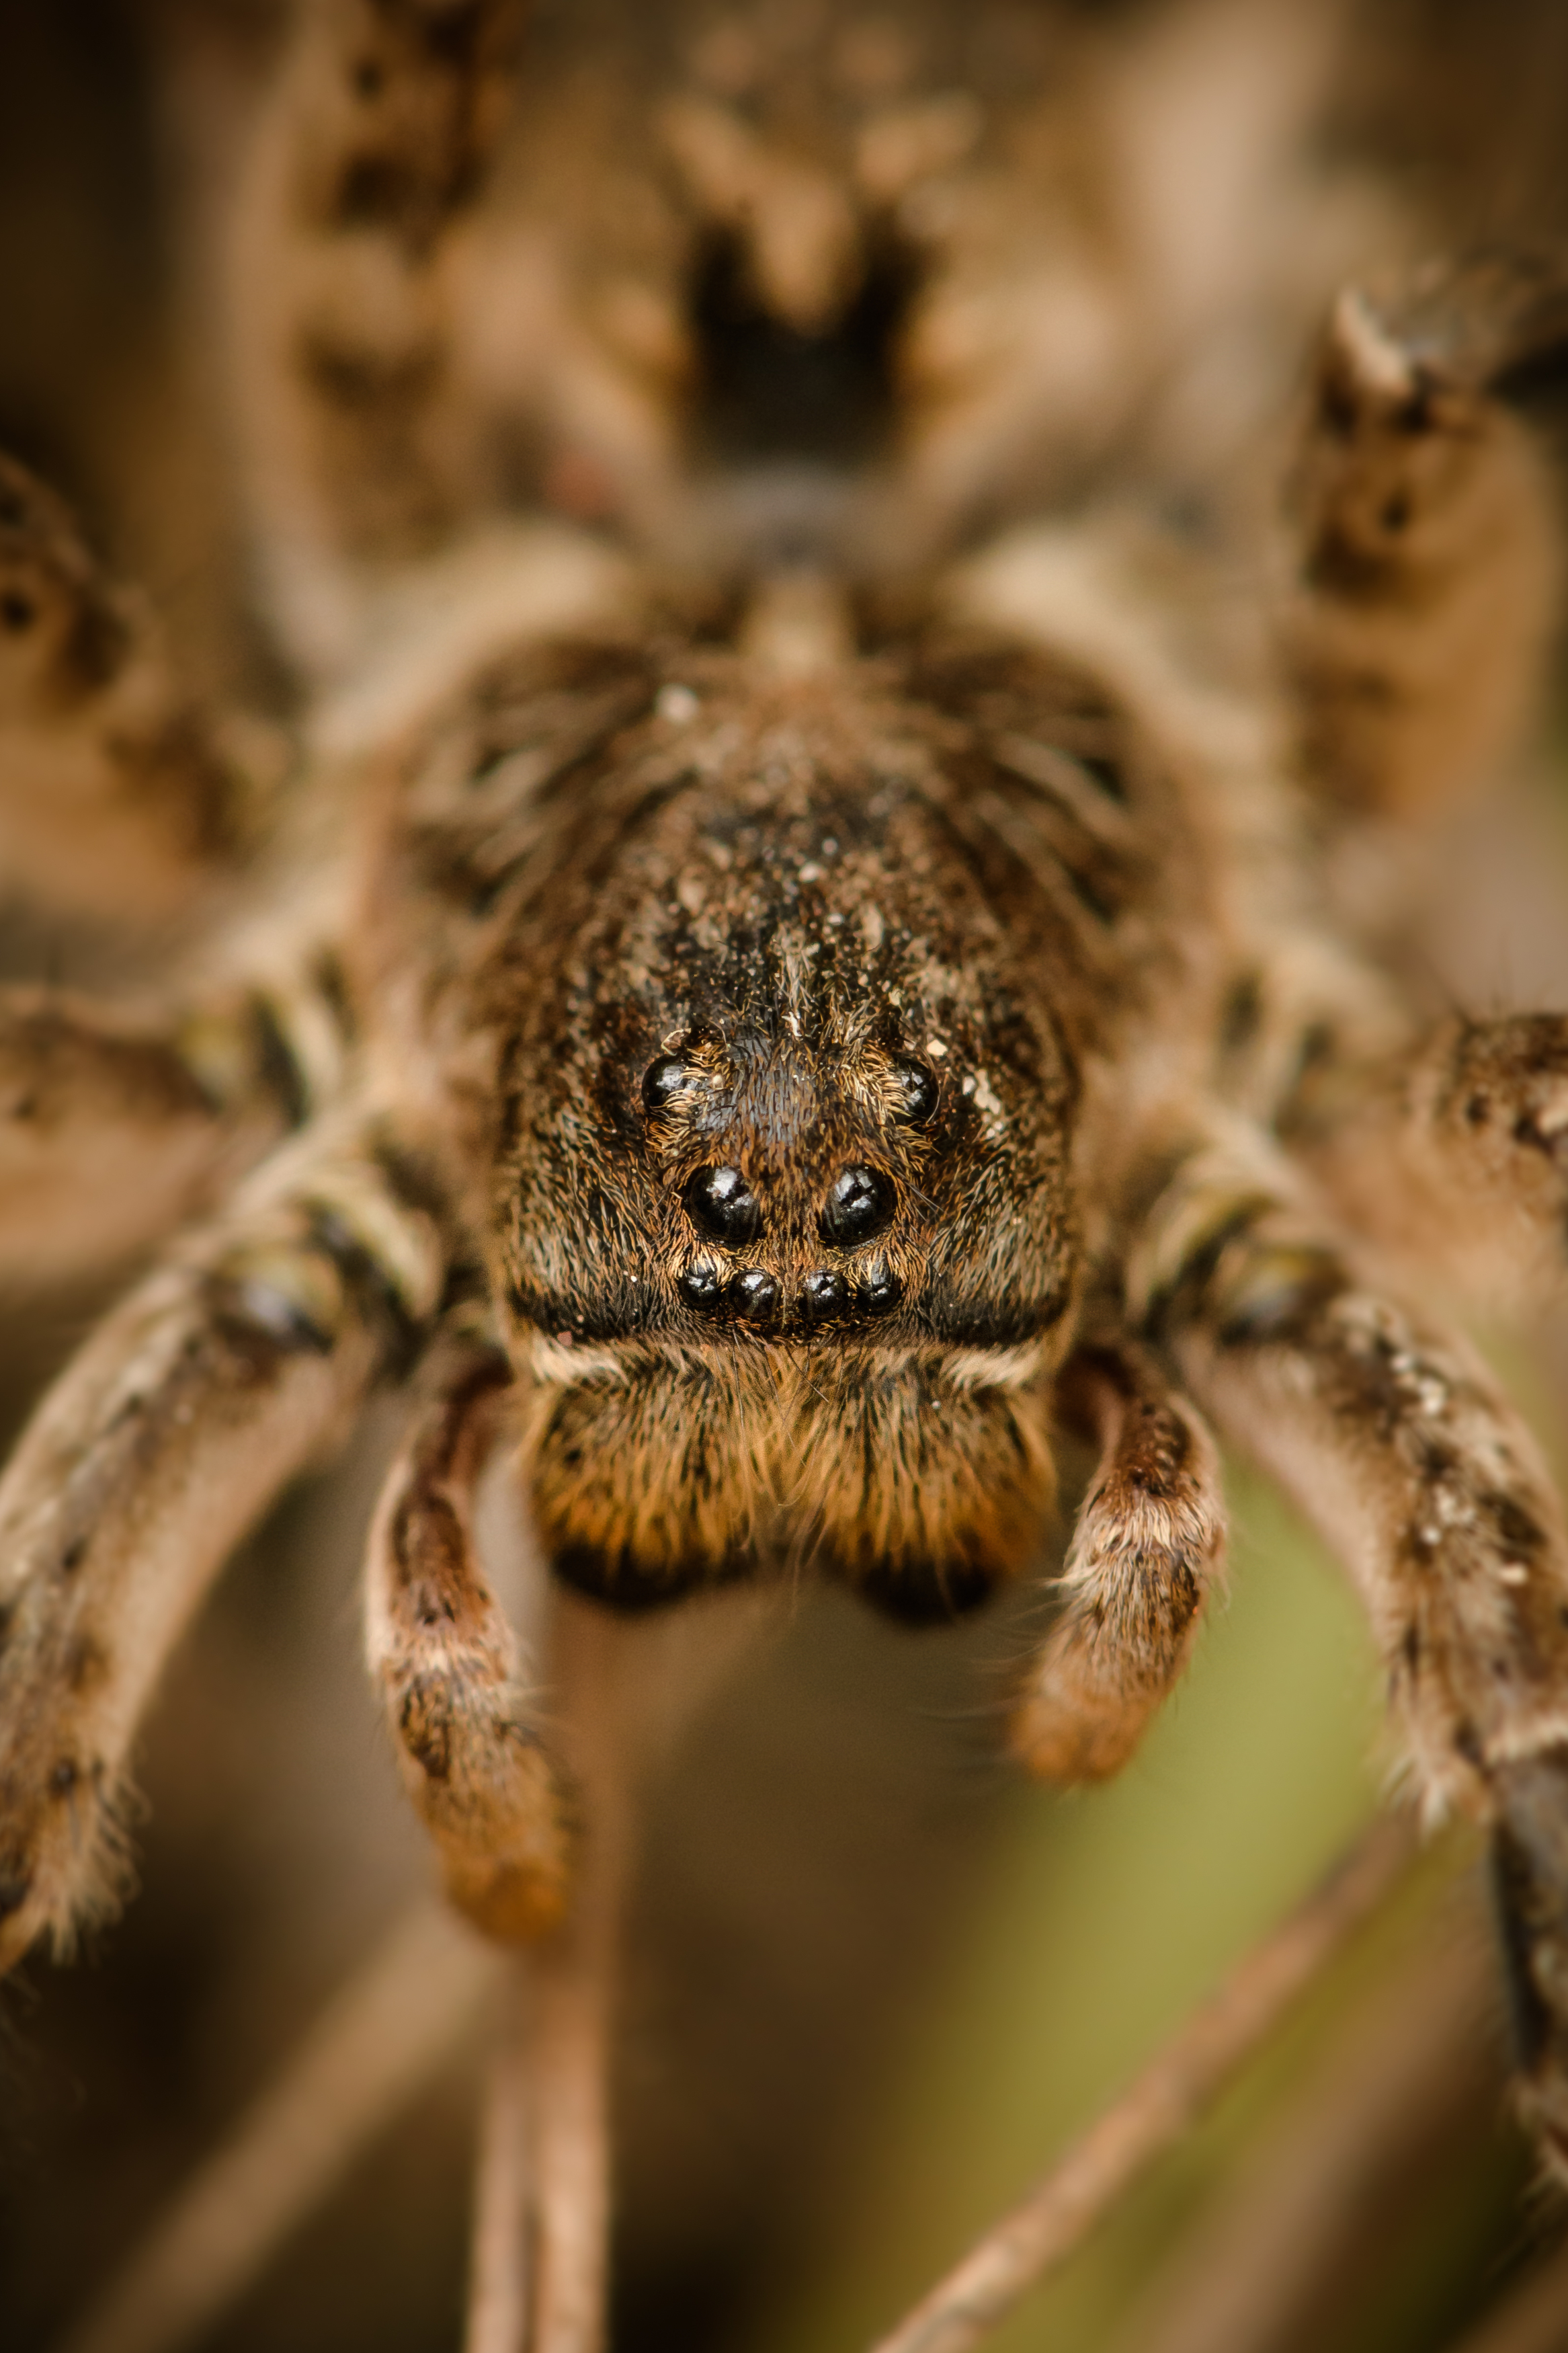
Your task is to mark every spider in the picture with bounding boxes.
[5,0,1568,2340]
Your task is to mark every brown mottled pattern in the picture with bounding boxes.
[363,614,1210,1615]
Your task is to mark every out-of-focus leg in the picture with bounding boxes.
[0,452,280,917]
[231,0,528,671]
[0,949,361,1283]
[0,1120,446,1972]
[1285,256,1568,816]
[1290,1011,1568,1308]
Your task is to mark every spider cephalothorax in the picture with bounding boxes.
[359,596,1221,1624]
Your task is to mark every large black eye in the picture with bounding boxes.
[891,1058,938,1125]
[684,1164,761,1244]
[819,1164,895,1247]
[642,1056,691,1115]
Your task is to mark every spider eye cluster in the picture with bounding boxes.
[637,1046,942,1331]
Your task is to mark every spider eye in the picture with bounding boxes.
[859,1265,903,1315]
[679,1262,725,1311]
[820,1165,895,1247]
[642,1056,692,1115]
[731,1269,779,1322]
[890,1058,938,1125]
[684,1164,761,1244]
[801,1269,849,1320]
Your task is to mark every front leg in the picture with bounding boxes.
[1012,1337,1225,1783]
[0,1119,446,1972]
[1284,255,1568,817]
[365,1319,575,1942]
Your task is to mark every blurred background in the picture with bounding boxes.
[2,4,1568,2350]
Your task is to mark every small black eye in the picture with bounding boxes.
[801,1269,849,1320]
[643,1057,691,1116]
[731,1269,779,1322]
[684,1164,761,1244]
[891,1058,938,1126]
[859,1266,903,1316]
[819,1165,895,1248]
[0,592,35,633]
[679,1263,725,1312]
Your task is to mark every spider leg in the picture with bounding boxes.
[1012,1337,1226,1783]
[1288,1011,1568,1308]
[0,957,354,1283]
[232,0,528,673]
[1137,1147,1568,2165]
[365,1320,573,1942]
[0,1117,446,1973]
[0,451,280,918]
[1285,255,1568,817]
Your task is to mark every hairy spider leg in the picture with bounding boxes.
[364,1319,575,1941]
[232,0,530,674]
[1288,1013,1568,1307]
[0,1117,447,1972]
[1012,1337,1226,1782]
[0,450,278,917]
[1286,257,1568,819]
[0,955,363,1284]
[1141,1152,1568,2173]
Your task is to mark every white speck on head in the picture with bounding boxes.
[927,1037,948,1058]
[1499,1562,1530,1586]
[657,682,700,724]
[798,863,821,883]
[1427,1484,1471,1531]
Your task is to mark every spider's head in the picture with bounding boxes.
[506,1013,1073,1622]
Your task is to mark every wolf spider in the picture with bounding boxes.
[5,0,1568,2340]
